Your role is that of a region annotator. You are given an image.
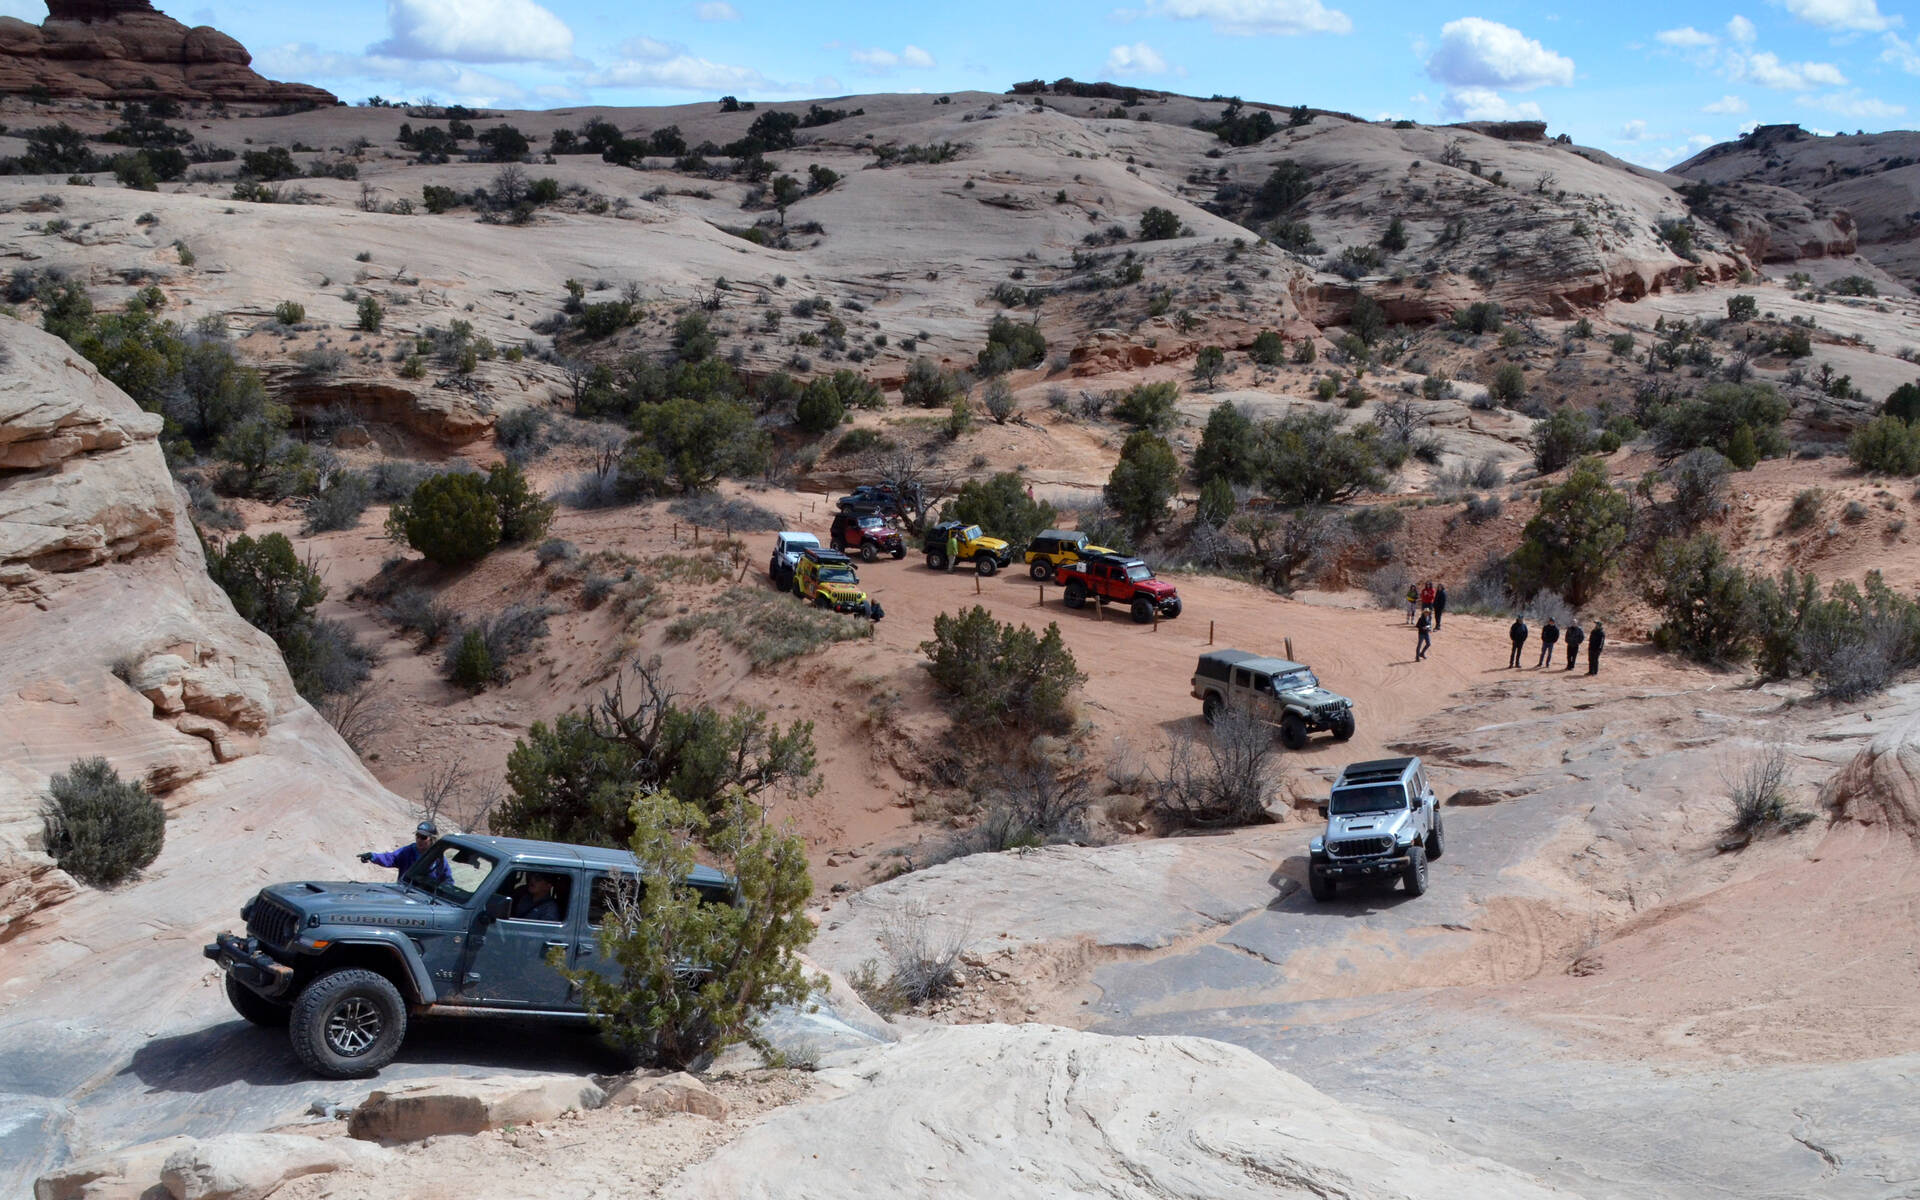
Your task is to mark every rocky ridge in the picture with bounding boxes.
[0,1,336,107]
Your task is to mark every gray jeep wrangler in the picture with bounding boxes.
[204,834,733,1078]
[1190,649,1356,749]
[1308,757,1443,900]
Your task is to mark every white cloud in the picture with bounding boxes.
[696,2,739,19]
[1426,18,1574,92]
[1774,0,1895,32]
[1656,26,1718,48]
[1147,0,1352,37]
[1619,119,1651,141]
[1731,49,1847,88]
[1703,94,1749,113]
[1440,87,1545,121]
[618,36,678,60]
[589,42,777,92]
[1883,32,1920,74]
[1106,42,1170,75]
[1727,14,1758,42]
[1810,90,1907,118]
[370,0,574,63]
[254,43,530,105]
[848,45,936,70]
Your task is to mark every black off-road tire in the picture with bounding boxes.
[1163,597,1182,619]
[225,974,290,1027]
[1402,844,1429,897]
[1030,561,1053,581]
[1063,582,1088,610]
[814,594,832,610]
[927,552,947,571]
[1332,713,1356,742]
[1426,817,1444,860]
[860,542,878,563]
[975,555,998,577]
[891,547,906,560]
[289,968,407,1079]
[1202,694,1222,726]
[830,537,845,553]
[1280,713,1308,751]
[1309,869,1336,902]
[1130,597,1153,624]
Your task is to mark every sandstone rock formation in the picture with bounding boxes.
[605,1072,730,1120]
[37,1131,393,1200]
[1822,715,1920,839]
[0,1,336,106]
[346,1076,608,1143]
[667,1025,1576,1199]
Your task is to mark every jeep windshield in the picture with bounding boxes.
[1125,564,1152,581]
[961,525,983,541]
[1330,784,1409,815]
[405,844,499,903]
[1274,669,1320,691]
[857,516,886,530]
[819,565,858,583]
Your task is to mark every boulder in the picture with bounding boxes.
[666,1025,1571,1200]
[159,1134,391,1200]
[346,1075,607,1143]
[605,1072,729,1120]
[32,1134,196,1200]
[1823,716,1920,839]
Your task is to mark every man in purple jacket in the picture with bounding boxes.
[359,819,451,883]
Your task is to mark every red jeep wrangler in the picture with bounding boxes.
[829,509,907,562]
[1059,554,1183,624]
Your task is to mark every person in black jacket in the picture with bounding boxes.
[1536,618,1560,668]
[1432,584,1447,630]
[1587,621,1606,675]
[1507,615,1528,668]
[1563,621,1583,670]
[1415,610,1432,662]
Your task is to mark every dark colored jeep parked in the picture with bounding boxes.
[829,509,907,562]
[205,834,733,1078]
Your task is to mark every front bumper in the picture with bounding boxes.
[1313,853,1410,880]
[204,932,296,999]
[1304,706,1352,732]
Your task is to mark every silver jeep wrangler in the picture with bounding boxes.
[1308,756,1443,900]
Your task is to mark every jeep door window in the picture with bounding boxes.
[406,844,498,902]
[1330,784,1408,815]
[494,870,570,923]
[586,872,643,929]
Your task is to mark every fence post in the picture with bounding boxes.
[975,574,981,595]
[1209,620,1215,645]
[1038,584,1045,607]
[1285,636,1294,661]
[1153,607,1159,632]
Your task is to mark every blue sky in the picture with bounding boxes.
[11,0,1915,166]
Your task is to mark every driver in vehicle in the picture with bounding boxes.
[511,872,564,922]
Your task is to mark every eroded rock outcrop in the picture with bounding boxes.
[1823,716,1920,839]
[346,1076,608,1143]
[0,1,336,106]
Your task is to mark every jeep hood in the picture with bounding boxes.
[261,880,438,912]
[1136,578,1176,598]
[1279,685,1348,708]
[972,536,1010,552]
[818,582,867,601]
[1329,810,1413,837]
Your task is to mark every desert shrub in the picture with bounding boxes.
[1251,160,1312,217]
[302,470,372,534]
[946,472,1056,548]
[1230,507,1351,592]
[536,538,578,566]
[920,607,1084,735]
[1531,406,1592,474]
[241,146,300,181]
[1348,295,1387,346]
[1757,571,1920,699]
[494,407,549,462]
[1645,533,1760,663]
[42,758,165,887]
[869,901,970,1007]
[1508,456,1630,604]
[1489,363,1526,405]
[272,300,306,326]
[1104,430,1180,534]
[1192,345,1226,387]
[1113,380,1179,430]
[980,378,1017,424]
[1138,206,1181,240]
[1884,382,1920,425]
[207,531,367,701]
[667,494,782,533]
[1664,448,1731,530]
[447,628,494,691]
[1726,294,1757,322]
[442,604,550,689]
[794,376,847,434]
[1197,476,1236,526]
[1452,302,1503,335]
[381,585,457,645]
[1847,415,1920,475]
[388,471,501,565]
[668,588,871,667]
[1726,747,1811,838]
[356,296,384,332]
[1649,382,1789,464]
[1464,494,1503,524]
[1248,330,1286,365]
[1784,488,1823,531]
[622,397,769,496]
[1151,702,1280,827]
[902,357,966,408]
[1256,411,1384,506]
[1193,400,1257,488]
[566,787,811,1069]
[366,459,436,502]
[496,658,818,844]
[975,315,1046,375]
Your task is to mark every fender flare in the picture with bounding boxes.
[309,928,437,1003]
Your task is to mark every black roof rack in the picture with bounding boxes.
[803,546,855,564]
[1336,757,1415,784]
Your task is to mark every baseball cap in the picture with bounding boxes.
[416,820,438,837]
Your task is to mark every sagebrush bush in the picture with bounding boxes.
[272,300,306,326]
[1113,380,1178,430]
[302,471,372,534]
[921,607,1084,735]
[42,757,165,886]
[381,585,456,645]
[447,629,494,692]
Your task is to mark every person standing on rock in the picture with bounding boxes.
[1587,621,1606,675]
[1536,617,1560,668]
[1415,610,1432,662]
[1432,583,1447,630]
[359,820,450,883]
[1563,620,1583,670]
[1508,615,1528,669]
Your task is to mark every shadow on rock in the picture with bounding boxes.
[1267,855,1424,915]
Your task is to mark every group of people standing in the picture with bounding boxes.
[1508,615,1605,674]
[1406,581,1446,662]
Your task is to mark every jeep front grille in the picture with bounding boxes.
[247,896,300,948]
[1329,837,1394,858]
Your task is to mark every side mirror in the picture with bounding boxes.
[484,894,511,921]
[1317,805,1329,819]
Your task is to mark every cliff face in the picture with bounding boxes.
[0,1,337,106]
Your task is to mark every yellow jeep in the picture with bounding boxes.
[923,521,1014,576]
[793,547,882,618]
[1024,528,1121,581]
